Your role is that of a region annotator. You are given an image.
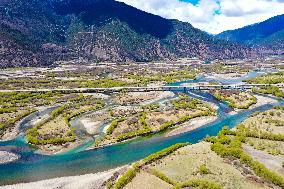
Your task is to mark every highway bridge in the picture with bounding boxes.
[0,84,282,93]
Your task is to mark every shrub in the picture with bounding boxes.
[143,143,189,165]
[0,107,17,114]
[112,163,139,189]
[50,105,67,118]
[174,179,221,189]
[0,124,5,130]
[116,128,151,142]
[107,119,119,135]
[199,164,210,174]
[210,131,284,188]
[150,169,177,185]
[107,118,125,135]
[159,121,175,131]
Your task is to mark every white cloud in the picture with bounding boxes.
[117,0,284,34]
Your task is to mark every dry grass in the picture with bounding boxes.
[214,90,256,109]
[145,109,203,131]
[116,92,173,105]
[243,144,284,177]
[37,116,71,139]
[229,92,255,108]
[0,109,29,124]
[146,142,272,189]
[243,109,284,134]
[124,171,172,189]
[112,117,142,137]
[146,111,180,131]
[247,138,284,157]
[111,107,143,118]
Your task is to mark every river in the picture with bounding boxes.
[0,71,281,186]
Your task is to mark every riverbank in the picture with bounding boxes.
[0,151,19,164]
[35,140,84,155]
[0,111,37,141]
[165,116,218,137]
[0,166,129,189]
[0,127,18,141]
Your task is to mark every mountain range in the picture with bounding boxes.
[0,0,255,68]
[217,14,284,52]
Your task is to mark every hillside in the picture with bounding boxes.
[259,29,284,50]
[0,0,254,68]
[217,14,284,51]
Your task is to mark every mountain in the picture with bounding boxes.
[216,14,284,51]
[0,0,254,68]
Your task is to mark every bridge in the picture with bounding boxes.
[0,84,282,93]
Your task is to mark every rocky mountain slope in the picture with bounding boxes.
[0,0,255,68]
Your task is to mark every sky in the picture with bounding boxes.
[117,0,284,34]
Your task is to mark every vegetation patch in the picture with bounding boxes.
[0,109,36,137]
[150,169,177,186]
[247,72,284,98]
[26,97,104,147]
[126,70,196,86]
[113,143,189,189]
[199,164,210,175]
[107,118,126,135]
[97,95,215,147]
[247,138,284,156]
[213,90,257,109]
[173,179,221,189]
[241,106,284,135]
[253,86,284,98]
[117,105,284,189]
[208,124,284,188]
[246,72,284,84]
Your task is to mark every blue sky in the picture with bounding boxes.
[118,0,284,34]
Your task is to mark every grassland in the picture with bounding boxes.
[111,140,276,189]
[125,70,196,86]
[246,138,284,157]
[241,106,284,134]
[0,109,35,140]
[253,86,284,98]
